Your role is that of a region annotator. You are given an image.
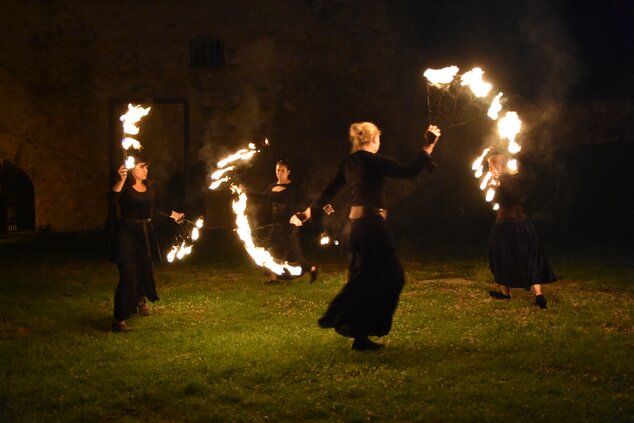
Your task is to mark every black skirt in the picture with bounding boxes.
[112,219,160,321]
[318,214,405,338]
[261,222,311,277]
[488,217,556,289]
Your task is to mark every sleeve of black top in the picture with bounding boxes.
[380,151,436,178]
[249,183,274,200]
[312,162,346,209]
[108,189,123,203]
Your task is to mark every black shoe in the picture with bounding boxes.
[137,300,150,316]
[352,337,384,351]
[112,321,132,332]
[535,295,547,309]
[489,290,511,300]
[310,266,318,283]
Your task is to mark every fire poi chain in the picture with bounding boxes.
[209,140,303,277]
[424,66,523,210]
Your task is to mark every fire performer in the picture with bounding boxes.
[108,154,184,332]
[486,153,556,308]
[292,122,441,351]
[252,160,317,284]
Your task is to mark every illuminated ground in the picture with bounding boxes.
[0,231,632,422]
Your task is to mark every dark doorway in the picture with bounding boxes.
[0,160,36,233]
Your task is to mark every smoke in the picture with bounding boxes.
[518,1,580,153]
[198,83,269,174]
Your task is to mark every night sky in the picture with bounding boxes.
[398,0,634,101]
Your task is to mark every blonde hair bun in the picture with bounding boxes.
[349,122,380,151]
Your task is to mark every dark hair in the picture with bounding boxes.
[124,152,152,186]
[276,159,291,171]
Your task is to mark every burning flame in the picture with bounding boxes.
[425,65,525,211]
[319,233,330,245]
[487,92,503,120]
[231,185,302,276]
[208,144,258,190]
[119,104,151,169]
[485,188,496,202]
[166,242,193,263]
[479,171,493,191]
[124,156,136,170]
[318,232,339,247]
[120,104,151,135]
[423,66,459,85]
[217,143,257,168]
[165,217,205,263]
[209,141,302,276]
[472,147,492,172]
[497,111,522,143]
[460,67,492,97]
[210,166,235,181]
[122,137,141,150]
[507,159,518,173]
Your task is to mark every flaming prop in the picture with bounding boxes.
[119,104,151,169]
[424,66,524,209]
[209,141,303,277]
[423,66,495,129]
[319,232,339,246]
[119,104,204,261]
[165,217,205,263]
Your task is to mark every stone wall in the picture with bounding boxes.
[1,0,630,239]
[0,0,427,231]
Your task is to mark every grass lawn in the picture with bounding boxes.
[0,231,632,422]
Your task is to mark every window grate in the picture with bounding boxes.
[190,37,225,69]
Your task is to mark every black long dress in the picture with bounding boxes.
[108,184,163,322]
[313,150,436,338]
[255,181,312,276]
[488,174,556,289]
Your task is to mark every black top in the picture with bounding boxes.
[254,181,305,223]
[494,174,525,209]
[110,184,155,220]
[107,184,166,264]
[313,150,435,210]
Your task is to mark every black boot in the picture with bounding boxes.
[309,266,318,283]
[112,320,132,332]
[535,295,547,309]
[489,290,511,300]
[352,336,384,351]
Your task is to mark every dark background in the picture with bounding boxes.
[0,0,632,246]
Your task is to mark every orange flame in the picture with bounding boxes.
[165,217,204,263]
[487,93,503,120]
[423,66,459,85]
[460,67,492,97]
[418,65,524,211]
[120,104,151,136]
[120,104,151,169]
[210,142,303,276]
[231,185,302,276]
[497,111,522,143]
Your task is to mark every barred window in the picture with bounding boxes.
[190,37,225,69]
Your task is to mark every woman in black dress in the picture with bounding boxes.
[487,153,556,308]
[255,160,317,284]
[108,157,184,332]
[293,122,441,350]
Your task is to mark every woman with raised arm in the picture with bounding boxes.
[108,154,184,332]
[292,122,441,350]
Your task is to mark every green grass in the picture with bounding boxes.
[0,232,632,422]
